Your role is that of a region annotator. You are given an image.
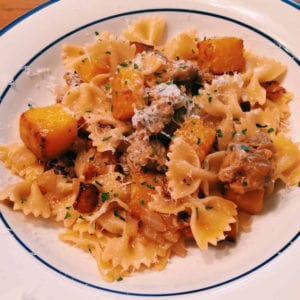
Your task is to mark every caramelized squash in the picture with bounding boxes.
[111,67,145,120]
[130,172,163,218]
[19,105,77,160]
[261,81,286,100]
[175,117,215,162]
[74,182,99,213]
[225,188,264,214]
[197,37,245,74]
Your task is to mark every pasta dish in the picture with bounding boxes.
[0,16,299,282]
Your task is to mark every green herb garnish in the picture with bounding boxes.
[102,136,112,141]
[216,129,223,138]
[64,211,71,219]
[101,192,110,202]
[114,210,126,221]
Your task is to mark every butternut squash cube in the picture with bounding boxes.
[225,188,264,214]
[19,105,77,160]
[197,37,245,74]
[175,117,215,162]
[111,67,145,120]
[130,172,163,218]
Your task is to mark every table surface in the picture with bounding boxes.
[0,0,47,30]
[1,0,300,31]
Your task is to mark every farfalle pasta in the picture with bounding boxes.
[0,16,299,282]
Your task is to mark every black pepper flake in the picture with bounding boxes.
[205,205,213,210]
[256,123,268,128]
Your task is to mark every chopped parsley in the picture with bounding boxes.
[105,83,111,91]
[241,128,248,135]
[241,180,248,187]
[240,145,249,152]
[21,197,27,203]
[119,61,128,67]
[114,210,126,221]
[64,211,71,219]
[151,145,157,155]
[298,182,300,187]
[203,160,209,168]
[141,181,155,190]
[268,127,274,133]
[216,129,223,138]
[101,192,110,202]
[152,176,158,183]
[94,31,99,36]
[105,50,111,54]
[139,200,145,206]
[231,131,237,138]
[208,95,213,103]
[95,180,103,187]
[102,135,112,141]
[117,277,123,282]
[196,137,201,145]
[133,63,139,70]
[195,207,199,218]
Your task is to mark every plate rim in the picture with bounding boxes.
[0,6,300,298]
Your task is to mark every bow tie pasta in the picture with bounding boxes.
[0,16,299,282]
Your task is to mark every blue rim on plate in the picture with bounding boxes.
[281,0,300,9]
[0,7,299,297]
[0,0,59,37]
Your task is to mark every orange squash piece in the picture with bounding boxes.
[225,188,264,214]
[130,172,163,218]
[197,37,245,74]
[111,67,145,120]
[19,105,77,160]
[175,117,215,162]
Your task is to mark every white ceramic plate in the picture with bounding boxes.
[0,1,299,299]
